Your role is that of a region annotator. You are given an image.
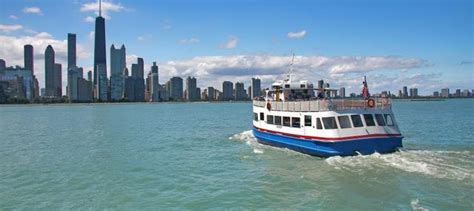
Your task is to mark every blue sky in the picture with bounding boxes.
[0,0,472,95]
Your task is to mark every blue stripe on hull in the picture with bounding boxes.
[252,128,403,157]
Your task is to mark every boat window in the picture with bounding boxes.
[304,115,312,127]
[338,116,352,129]
[253,113,258,121]
[322,117,338,129]
[316,118,323,129]
[260,112,264,121]
[267,115,274,124]
[384,114,394,126]
[363,114,376,126]
[292,117,300,128]
[375,114,386,126]
[283,117,291,127]
[351,115,364,127]
[274,116,282,125]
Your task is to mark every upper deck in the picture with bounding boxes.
[253,98,392,112]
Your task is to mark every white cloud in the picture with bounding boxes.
[156,55,427,93]
[23,7,43,15]
[0,24,23,32]
[80,0,126,19]
[88,31,95,41]
[220,36,238,49]
[287,30,306,39]
[9,15,18,20]
[137,34,152,41]
[0,32,91,94]
[179,37,200,45]
[84,16,95,23]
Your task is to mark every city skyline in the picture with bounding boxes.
[0,0,472,95]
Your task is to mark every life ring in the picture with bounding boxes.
[367,98,375,108]
[266,102,271,110]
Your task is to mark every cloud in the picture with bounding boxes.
[179,37,200,45]
[287,30,306,39]
[88,31,95,41]
[220,36,238,49]
[0,32,91,93]
[84,16,95,23]
[156,54,427,92]
[80,0,126,19]
[23,7,43,15]
[9,15,18,20]
[0,24,23,33]
[137,34,152,41]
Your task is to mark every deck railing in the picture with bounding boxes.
[253,98,391,112]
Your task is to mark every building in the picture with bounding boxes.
[96,63,107,100]
[68,33,76,69]
[93,1,106,86]
[186,76,198,101]
[67,66,91,102]
[207,86,215,100]
[433,91,439,97]
[148,62,161,102]
[441,88,449,98]
[455,89,461,97]
[462,89,470,97]
[235,82,246,100]
[403,86,408,97]
[169,76,183,101]
[251,77,261,99]
[129,58,145,102]
[24,44,34,74]
[110,44,126,101]
[1,67,34,101]
[339,87,346,98]
[317,80,324,89]
[222,81,233,100]
[44,45,57,97]
[409,88,418,98]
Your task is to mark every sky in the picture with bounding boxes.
[0,0,472,95]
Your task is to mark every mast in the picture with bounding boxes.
[286,53,295,82]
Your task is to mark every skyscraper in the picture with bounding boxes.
[93,0,106,86]
[110,44,126,100]
[149,62,160,101]
[251,77,261,99]
[130,58,145,101]
[339,87,346,98]
[24,44,33,73]
[186,76,197,101]
[235,82,245,100]
[169,77,183,100]
[222,81,233,100]
[54,63,62,97]
[67,33,76,69]
[403,86,408,97]
[207,86,215,100]
[44,45,55,97]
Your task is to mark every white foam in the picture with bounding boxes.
[253,148,264,154]
[325,150,474,181]
[410,199,429,211]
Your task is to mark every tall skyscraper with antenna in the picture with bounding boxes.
[94,0,107,87]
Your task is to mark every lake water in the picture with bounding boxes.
[0,100,473,210]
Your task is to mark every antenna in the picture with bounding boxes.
[286,53,295,82]
[99,0,102,17]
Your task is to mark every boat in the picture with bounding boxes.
[252,60,403,157]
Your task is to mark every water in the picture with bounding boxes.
[0,100,473,210]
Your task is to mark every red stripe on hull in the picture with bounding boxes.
[253,126,401,141]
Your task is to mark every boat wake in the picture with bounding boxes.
[229,130,265,154]
[326,149,474,181]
